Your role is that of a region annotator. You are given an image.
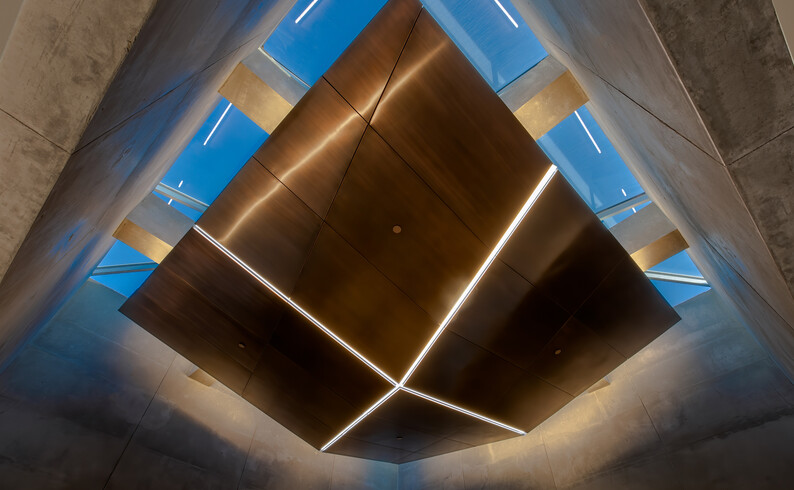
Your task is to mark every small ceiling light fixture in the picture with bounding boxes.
[204,102,233,146]
[492,0,519,28]
[295,0,320,24]
[574,110,602,154]
[554,349,562,355]
[392,225,402,234]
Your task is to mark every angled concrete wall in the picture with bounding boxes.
[512,0,794,381]
[399,290,794,489]
[0,280,397,489]
[0,0,297,370]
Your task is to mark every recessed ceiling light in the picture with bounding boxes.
[392,225,402,234]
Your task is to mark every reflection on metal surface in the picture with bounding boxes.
[193,224,397,386]
[632,229,689,271]
[154,183,209,212]
[646,270,709,286]
[218,64,294,134]
[122,0,680,463]
[597,193,649,221]
[399,165,558,386]
[514,71,589,139]
[91,262,157,275]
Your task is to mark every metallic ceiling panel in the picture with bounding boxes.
[575,257,681,358]
[251,77,368,218]
[122,0,680,463]
[404,331,526,423]
[269,309,393,409]
[448,259,570,372]
[370,10,552,248]
[243,344,363,449]
[330,390,515,462]
[119,271,254,394]
[326,127,488,322]
[197,159,322,294]
[323,0,422,121]
[162,229,285,341]
[529,317,626,396]
[499,174,627,314]
[290,225,436,379]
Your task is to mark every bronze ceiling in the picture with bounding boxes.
[121,0,679,464]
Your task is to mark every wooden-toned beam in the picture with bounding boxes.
[112,194,193,263]
[608,202,689,271]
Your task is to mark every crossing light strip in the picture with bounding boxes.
[193,164,558,452]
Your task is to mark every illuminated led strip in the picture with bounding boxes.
[402,387,525,434]
[574,110,601,154]
[493,0,519,28]
[204,102,232,146]
[193,225,397,386]
[399,165,558,386]
[320,387,400,451]
[294,0,320,24]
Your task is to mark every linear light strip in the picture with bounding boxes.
[320,387,400,451]
[399,165,558,386]
[204,102,232,146]
[401,387,526,435]
[193,226,398,386]
[492,0,519,28]
[294,0,320,24]
[574,110,601,154]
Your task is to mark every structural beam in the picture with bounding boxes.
[608,202,688,271]
[113,194,193,263]
[218,63,294,134]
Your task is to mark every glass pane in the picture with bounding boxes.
[422,0,546,90]
[92,241,154,297]
[537,105,643,214]
[159,99,268,215]
[649,250,703,276]
[651,280,710,307]
[264,0,388,86]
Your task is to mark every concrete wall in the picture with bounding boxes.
[0,0,297,370]
[0,280,397,489]
[512,0,794,381]
[399,289,794,489]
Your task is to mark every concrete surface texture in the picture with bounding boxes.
[512,0,794,381]
[399,289,794,489]
[2,280,793,488]
[0,0,157,281]
[0,0,298,371]
[0,280,397,489]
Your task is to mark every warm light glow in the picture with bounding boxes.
[575,110,601,154]
[204,102,232,146]
[399,165,558,386]
[402,387,526,435]
[320,387,399,451]
[492,0,519,28]
[193,225,397,386]
[295,0,320,24]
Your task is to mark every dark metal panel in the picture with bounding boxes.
[161,229,285,341]
[326,127,488,322]
[405,331,526,423]
[499,174,626,314]
[269,309,393,409]
[251,77,368,218]
[197,159,322,294]
[243,345,353,449]
[401,438,471,462]
[290,225,436,379]
[575,257,681,358]
[448,259,570,371]
[494,373,574,430]
[119,274,253,394]
[323,0,422,121]
[370,10,552,248]
[529,317,626,396]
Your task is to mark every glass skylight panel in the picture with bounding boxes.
[422,0,547,90]
[158,99,268,218]
[537,106,645,227]
[649,251,710,306]
[264,0,388,86]
[92,241,154,297]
